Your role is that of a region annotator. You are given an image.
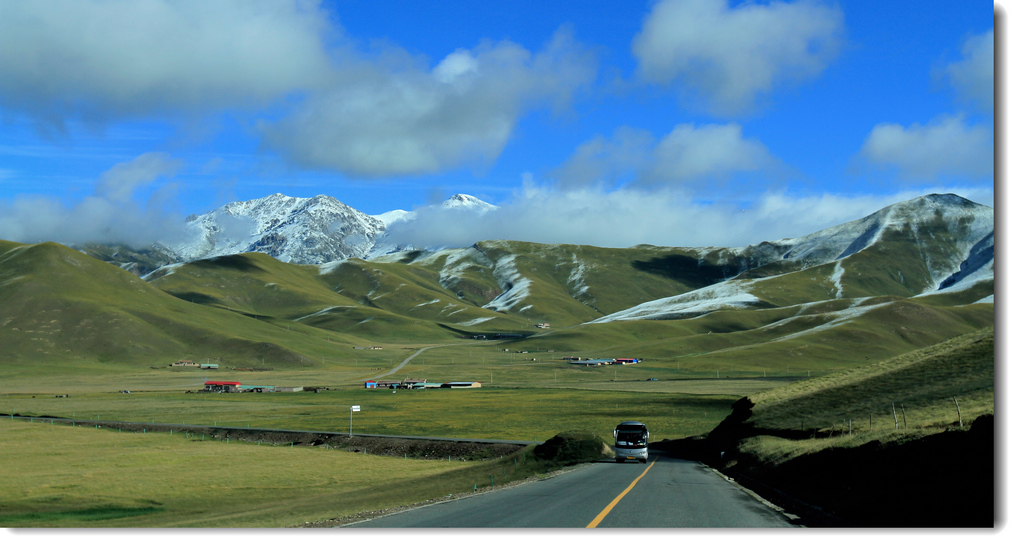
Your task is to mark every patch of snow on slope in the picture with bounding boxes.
[918,258,994,296]
[765,300,894,343]
[459,317,495,326]
[568,254,590,297]
[484,254,532,312]
[589,280,762,323]
[439,250,478,290]
[830,260,845,299]
[294,306,347,321]
[141,262,184,281]
[318,260,348,275]
[416,299,441,307]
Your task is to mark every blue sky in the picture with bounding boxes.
[0,0,998,249]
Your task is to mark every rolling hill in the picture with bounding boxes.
[0,193,994,378]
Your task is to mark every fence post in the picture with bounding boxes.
[892,403,898,430]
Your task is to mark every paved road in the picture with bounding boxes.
[346,455,798,528]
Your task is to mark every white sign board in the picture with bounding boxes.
[351,405,361,412]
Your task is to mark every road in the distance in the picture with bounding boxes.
[346,455,797,528]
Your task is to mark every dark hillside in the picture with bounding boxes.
[670,328,995,527]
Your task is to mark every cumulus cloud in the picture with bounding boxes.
[943,29,994,112]
[97,152,183,203]
[632,0,844,114]
[549,123,781,188]
[0,0,333,128]
[645,123,780,183]
[858,115,993,181]
[260,27,597,178]
[0,153,189,246]
[384,182,985,250]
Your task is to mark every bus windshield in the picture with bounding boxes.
[615,425,647,446]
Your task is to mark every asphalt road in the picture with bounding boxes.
[346,455,798,528]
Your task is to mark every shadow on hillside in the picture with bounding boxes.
[631,254,735,286]
[659,412,995,528]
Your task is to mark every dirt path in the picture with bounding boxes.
[368,344,457,380]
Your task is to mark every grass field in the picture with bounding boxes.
[0,376,750,528]
[2,381,752,443]
[0,418,547,527]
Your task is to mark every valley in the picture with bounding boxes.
[0,192,996,527]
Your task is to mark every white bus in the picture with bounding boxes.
[613,421,649,463]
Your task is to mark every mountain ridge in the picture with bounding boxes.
[0,191,994,373]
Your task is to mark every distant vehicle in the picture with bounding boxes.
[613,421,649,463]
[647,378,658,381]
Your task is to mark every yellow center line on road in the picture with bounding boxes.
[586,456,658,528]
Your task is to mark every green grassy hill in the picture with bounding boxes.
[0,242,377,376]
[681,327,995,527]
[1,190,995,381]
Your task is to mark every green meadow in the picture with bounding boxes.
[0,417,546,528]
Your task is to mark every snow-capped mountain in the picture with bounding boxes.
[371,193,496,227]
[168,193,387,264]
[163,192,500,264]
[438,193,498,212]
[589,194,994,323]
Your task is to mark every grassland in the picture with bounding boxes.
[0,418,550,528]
[0,373,753,527]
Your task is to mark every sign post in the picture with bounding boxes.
[350,405,360,437]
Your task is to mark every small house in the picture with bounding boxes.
[238,385,274,393]
[204,381,240,393]
[443,381,482,389]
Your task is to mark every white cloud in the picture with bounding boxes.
[632,0,844,114]
[645,123,779,183]
[549,123,781,188]
[0,0,333,127]
[943,29,994,112]
[859,115,993,181]
[0,194,190,248]
[547,127,655,189]
[0,153,190,246]
[385,182,978,250]
[260,27,597,178]
[97,152,183,203]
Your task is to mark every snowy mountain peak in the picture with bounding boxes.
[441,194,498,212]
[169,194,385,264]
[164,192,499,264]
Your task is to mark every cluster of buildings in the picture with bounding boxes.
[202,381,302,393]
[563,357,641,367]
[364,378,481,390]
[201,379,482,393]
[172,360,220,369]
